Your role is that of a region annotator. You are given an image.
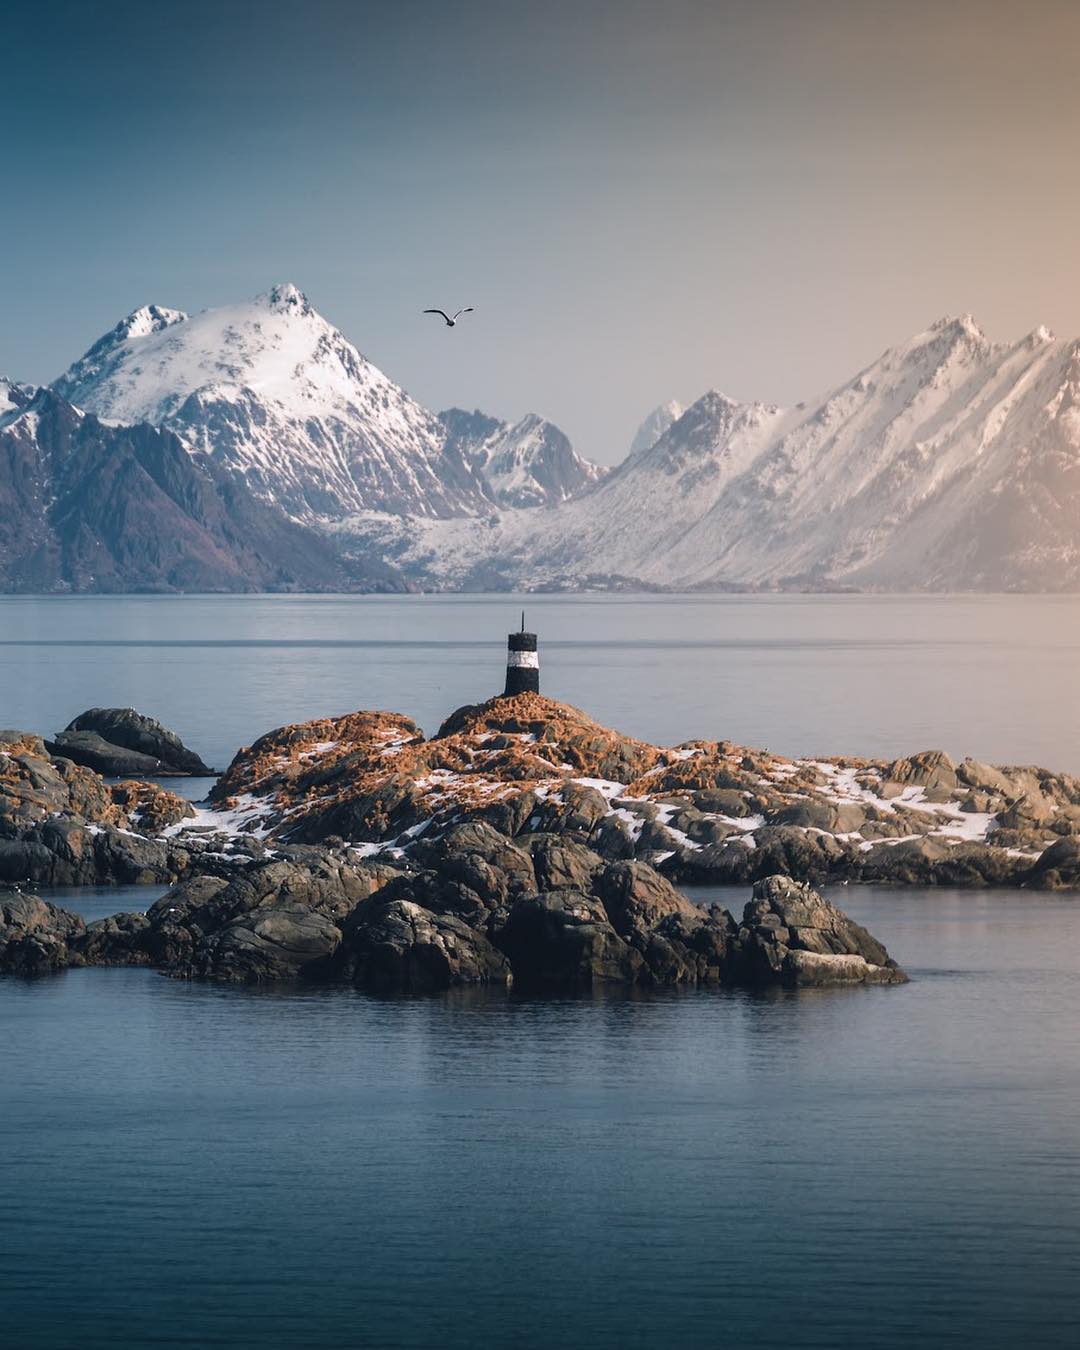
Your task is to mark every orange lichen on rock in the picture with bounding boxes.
[206,695,663,843]
[109,781,195,833]
[193,693,1080,893]
[0,731,193,835]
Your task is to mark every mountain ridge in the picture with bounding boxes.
[330,313,1080,592]
[54,283,603,519]
[3,293,1080,592]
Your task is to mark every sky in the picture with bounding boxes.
[4,0,1080,462]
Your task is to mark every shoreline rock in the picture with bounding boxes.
[200,695,1080,893]
[4,694,1080,896]
[47,707,214,777]
[0,851,907,993]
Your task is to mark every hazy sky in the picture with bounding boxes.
[4,0,1080,461]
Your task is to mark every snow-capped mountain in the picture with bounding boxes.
[628,400,683,456]
[335,316,1080,592]
[8,298,1080,592]
[438,407,606,507]
[54,284,497,520]
[0,387,406,593]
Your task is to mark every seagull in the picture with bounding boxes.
[423,306,474,327]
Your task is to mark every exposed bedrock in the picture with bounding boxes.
[47,707,214,776]
[1,836,907,993]
[6,693,1080,897]
[0,730,196,885]
[200,696,1080,892]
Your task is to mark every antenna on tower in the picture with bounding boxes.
[521,610,525,632]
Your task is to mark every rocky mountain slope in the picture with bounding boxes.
[438,407,606,507]
[340,316,1080,591]
[0,387,405,592]
[54,284,601,519]
[7,297,1080,591]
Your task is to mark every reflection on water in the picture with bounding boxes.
[4,887,1080,1349]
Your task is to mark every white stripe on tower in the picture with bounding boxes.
[504,620,540,695]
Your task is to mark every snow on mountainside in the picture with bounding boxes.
[54,284,493,520]
[628,400,683,456]
[0,387,406,593]
[0,377,34,423]
[438,407,607,507]
[53,284,603,521]
[333,316,1080,592]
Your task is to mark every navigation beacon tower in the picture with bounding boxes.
[503,612,539,696]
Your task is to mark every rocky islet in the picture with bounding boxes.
[4,691,1080,991]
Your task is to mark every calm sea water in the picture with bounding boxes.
[4,885,1080,1350]
[1,592,1079,771]
[3,595,1080,1348]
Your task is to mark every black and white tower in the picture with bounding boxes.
[503,613,539,696]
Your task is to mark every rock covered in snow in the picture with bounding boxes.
[54,285,603,523]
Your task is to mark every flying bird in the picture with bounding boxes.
[423,306,474,327]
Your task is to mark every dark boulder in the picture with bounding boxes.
[1026,837,1080,890]
[770,800,866,833]
[336,896,511,992]
[530,782,611,838]
[692,787,756,816]
[143,855,397,975]
[635,907,737,985]
[78,912,153,966]
[670,827,856,886]
[588,813,636,860]
[411,821,536,897]
[732,875,907,987]
[529,836,603,893]
[0,891,86,973]
[857,838,1020,887]
[593,860,700,936]
[496,889,645,989]
[46,731,176,778]
[58,707,213,775]
[187,905,343,983]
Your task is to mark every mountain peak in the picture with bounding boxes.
[94,303,188,353]
[629,400,684,455]
[260,282,313,315]
[0,376,34,422]
[928,313,986,343]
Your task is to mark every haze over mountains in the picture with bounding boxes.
[2,286,1079,592]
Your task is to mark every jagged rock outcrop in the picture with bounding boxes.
[336,898,512,992]
[0,729,195,885]
[731,875,907,987]
[0,891,87,974]
[1,839,906,994]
